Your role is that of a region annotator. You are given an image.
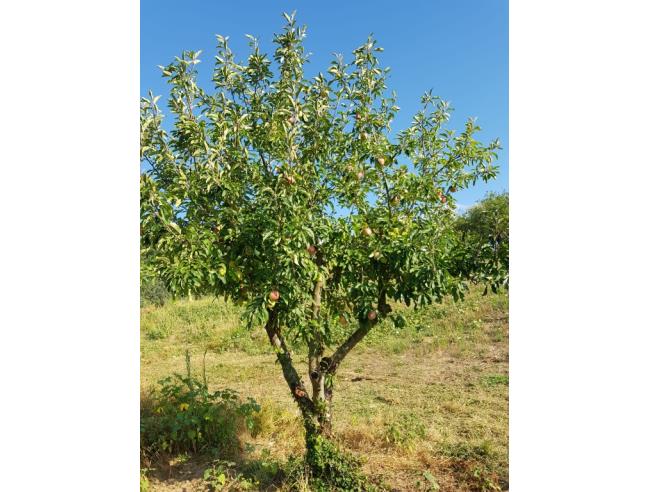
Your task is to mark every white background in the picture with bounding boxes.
[0,1,647,490]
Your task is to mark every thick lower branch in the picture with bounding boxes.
[327,291,391,375]
[264,308,315,415]
[327,318,377,375]
[308,279,325,401]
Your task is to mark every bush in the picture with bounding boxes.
[305,435,377,491]
[140,277,170,307]
[140,374,260,458]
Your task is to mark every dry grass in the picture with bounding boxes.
[141,288,508,491]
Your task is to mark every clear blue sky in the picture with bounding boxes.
[141,0,508,208]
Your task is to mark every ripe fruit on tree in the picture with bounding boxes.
[307,245,317,256]
[284,174,296,185]
[269,290,280,302]
[377,157,385,166]
[450,185,457,193]
[361,226,373,237]
[356,171,365,180]
[288,115,297,125]
[367,310,377,321]
[440,195,447,203]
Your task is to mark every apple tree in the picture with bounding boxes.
[140,12,501,484]
[454,192,509,293]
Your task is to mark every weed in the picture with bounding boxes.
[141,277,170,307]
[203,459,259,490]
[139,469,149,492]
[384,414,428,450]
[415,470,440,491]
[144,324,171,340]
[440,440,494,461]
[305,435,377,491]
[482,374,508,386]
[140,374,260,458]
[439,441,504,491]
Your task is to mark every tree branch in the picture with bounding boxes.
[308,278,325,401]
[327,283,391,375]
[264,308,315,414]
[326,318,377,375]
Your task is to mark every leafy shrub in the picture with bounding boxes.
[140,374,260,458]
[305,435,377,491]
[140,277,170,307]
[384,414,427,449]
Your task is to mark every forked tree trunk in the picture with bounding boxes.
[263,298,383,481]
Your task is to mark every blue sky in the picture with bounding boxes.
[141,0,508,208]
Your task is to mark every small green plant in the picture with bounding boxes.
[472,466,502,492]
[203,460,259,491]
[139,469,150,492]
[144,324,171,340]
[384,414,427,450]
[415,470,440,491]
[482,374,508,386]
[440,440,494,461]
[305,435,377,491]
[140,374,260,457]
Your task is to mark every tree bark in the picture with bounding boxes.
[307,278,334,436]
[263,308,315,416]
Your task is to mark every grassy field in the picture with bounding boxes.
[141,287,508,491]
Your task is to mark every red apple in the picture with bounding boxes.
[440,195,447,203]
[367,310,377,321]
[269,290,280,302]
[307,245,317,256]
[288,115,297,125]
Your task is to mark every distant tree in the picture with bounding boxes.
[454,192,509,292]
[140,12,502,486]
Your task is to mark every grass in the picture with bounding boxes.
[141,287,508,491]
